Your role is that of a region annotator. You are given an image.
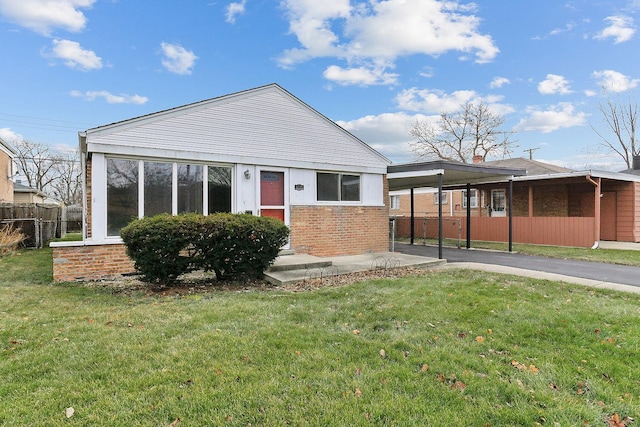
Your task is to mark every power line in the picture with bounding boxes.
[0,112,99,135]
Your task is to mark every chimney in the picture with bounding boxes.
[472,155,483,164]
[633,155,640,170]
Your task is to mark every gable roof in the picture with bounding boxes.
[81,84,391,173]
[0,137,17,157]
[483,158,573,176]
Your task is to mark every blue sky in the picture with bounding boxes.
[1,0,639,171]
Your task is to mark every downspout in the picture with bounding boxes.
[586,175,601,249]
[78,132,87,242]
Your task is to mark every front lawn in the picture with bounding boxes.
[1,249,638,425]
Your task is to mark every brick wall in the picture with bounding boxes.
[391,190,484,217]
[290,205,389,256]
[0,152,13,202]
[290,176,389,256]
[52,243,135,282]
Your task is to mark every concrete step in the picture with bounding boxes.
[268,253,333,272]
[264,252,446,287]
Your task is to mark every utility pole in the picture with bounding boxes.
[524,147,539,160]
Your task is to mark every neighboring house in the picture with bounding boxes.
[390,158,572,219]
[51,84,392,282]
[13,181,54,204]
[393,157,640,247]
[0,137,17,202]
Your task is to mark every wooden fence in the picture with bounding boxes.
[0,203,61,248]
[394,216,596,248]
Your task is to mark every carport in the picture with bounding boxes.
[387,160,527,259]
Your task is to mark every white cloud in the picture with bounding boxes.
[160,42,198,75]
[395,87,512,116]
[0,128,23,145]
[538,74,572,95]
[337,112,433,162]
[592,69,639,92]
[515,102,587,133]
[278,0,499,86]
[323,64,398,86]
[489,77,510,89]
[396,88,479,113]
[48,39,102,71]
[70,90,148,104]
[594,15,635,43]
[226,0,247,24]
[0,0,94,36]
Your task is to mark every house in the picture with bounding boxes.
[51,84,392,282]
[390,158,572,219]
[13,181,55,204]
[392,157,640,247]
[0,137,17,202]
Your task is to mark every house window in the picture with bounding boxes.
[107,159,139,236]
[317,172,360,202]
[178,163,203,214]
[144,161,172,216]
[390,195,400,210]
[433,192,448,205]
[106,158,232,236]
[462,189,479,209]
[208,166,232,214]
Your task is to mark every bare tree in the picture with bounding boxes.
[13,140,82,204]
[591,96,638,169]
[49,150,82,205]
[409,101,517,163]
[14,140,60,191]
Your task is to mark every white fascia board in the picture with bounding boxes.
[513,170,640,183]
[390,188,440,196]
[387,169,444,180]
[86,143,388,174]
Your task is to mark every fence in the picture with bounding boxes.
[393,215,596,248]
[0,203,66,248]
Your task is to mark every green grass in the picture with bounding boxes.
[1,249,639,425]
[50,232,83,243]
[403,237,640,267]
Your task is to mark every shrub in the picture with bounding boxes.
[192,213,290,280]
[0,225,26,257]
[120,213,289,285]
[120,214,194,284]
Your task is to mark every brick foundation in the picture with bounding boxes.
[52,243,135,282]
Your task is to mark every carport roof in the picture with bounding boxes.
[387,160,527,191]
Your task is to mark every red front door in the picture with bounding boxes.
[260,171,285,222]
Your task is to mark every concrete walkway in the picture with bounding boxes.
[265,252,446,286]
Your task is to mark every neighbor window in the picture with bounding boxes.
[433,192,448,205]
[317,172,360,202]
[462,189,479,209]
[107,159,138,236]
[390,195,400,210]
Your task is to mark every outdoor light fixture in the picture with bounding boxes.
[244,169,251,179]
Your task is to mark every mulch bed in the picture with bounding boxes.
[82,267,435,297]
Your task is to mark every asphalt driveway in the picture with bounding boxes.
[395,242,640,287]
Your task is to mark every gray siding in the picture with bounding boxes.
[86,85,389,171]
